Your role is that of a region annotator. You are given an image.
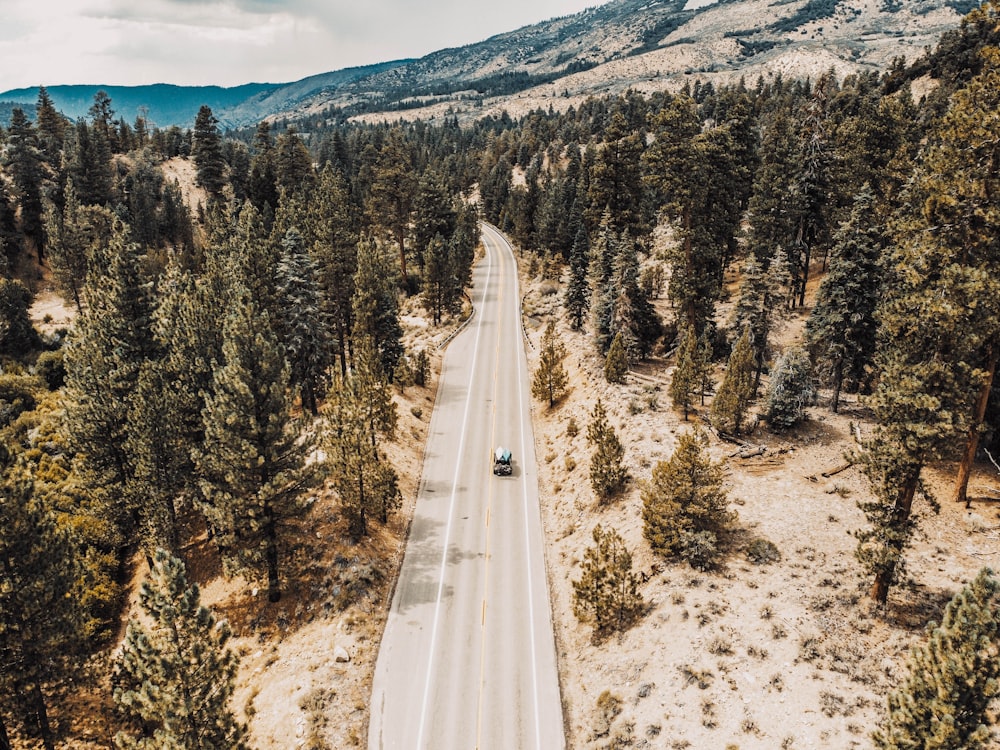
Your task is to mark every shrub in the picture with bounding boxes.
[572,524,643,634]
[765,347,815,429]
[746,538,781,565]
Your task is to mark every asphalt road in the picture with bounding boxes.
[368,224,564,750]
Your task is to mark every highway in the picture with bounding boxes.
[368,224,564,750]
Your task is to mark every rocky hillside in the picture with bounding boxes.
[0,0,972,127]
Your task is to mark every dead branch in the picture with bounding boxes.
[985,448,1000,476]
[821,461,854,478]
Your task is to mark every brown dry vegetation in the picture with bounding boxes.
[517,249,1000,749]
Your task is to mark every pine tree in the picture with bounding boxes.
[0,476,84,750]
[764,347,815,430]
[192,105,226,203]
[873,568,1000,750]
[587,399,628,502]
[422,234,458,325]
[3,108,45,254]
[710,326,756,436]
[411,170,456,272]
[305,166,359,376]
[276,227,332,415]
[274,127,314,195]
[642,428,734,570]
[34,86,66,166]
[804,185,883,412]
[352,236,404,380]
[194,290,318,602]
[571,524,643,634]
[532,321,569,407]
[731,249,792,395]
[248,121,279,214]
[367,129,416,286]
[670,325,699,420]
[43,182,115,313]
[0,278,38,356]
[564,224,590,330]
[324,339,400,540]
[113,550,248,750]
[586,111,646,236]
[67,119,113,208]
[604,331,628,384]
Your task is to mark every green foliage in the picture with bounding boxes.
[587,399,629,502]
[194,289,318,602]
[746,537,781,565]
[764,347,815,429]
[669,324,700,420]
[0,278,39,356]
[191,105,227,201]
[603,331,628,384]
[352,236,404,380]
[804,185,883,412]
[33,349,65,390]
[324,339,401,541]
[571,524,643,634]
[532,321,570,407]
[113,550,248,750]
[710,327,756,436]
[642,429,734,569]
[564,225,591,330]
[873,568,1000,750]
[0,475,85,749]
[276,227,332,415]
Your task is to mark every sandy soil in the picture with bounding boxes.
[516,251,1000,749]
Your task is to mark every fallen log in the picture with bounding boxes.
[821,461,853,478]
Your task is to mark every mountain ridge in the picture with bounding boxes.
[0,0,970,128]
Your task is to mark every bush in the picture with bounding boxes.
[746,537,782,565]
[765,347,815,429]
[34,349,65,390]
[572,524,643,634]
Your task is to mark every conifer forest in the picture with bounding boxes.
[2,2,1000,747]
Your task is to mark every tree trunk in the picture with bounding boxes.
[29,682,55,750]
[952,348,998,507]
[396,229,408,288]
[265,516,281,603]
[830,358,843,414]
[0,712,11,750]
[871,470,921,604]
[683,206,697,333]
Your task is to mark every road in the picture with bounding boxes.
[368,224,564,750]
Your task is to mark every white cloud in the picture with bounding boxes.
[0,0,600,91]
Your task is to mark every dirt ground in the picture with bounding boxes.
[516,255,1000,749]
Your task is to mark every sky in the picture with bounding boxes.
[0,0,603,92]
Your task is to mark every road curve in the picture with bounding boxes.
[368,224,564,750]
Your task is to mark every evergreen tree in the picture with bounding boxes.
[274,127,314,195]
[532,321,569,407]
[0,476,84,750]
[34,86,66,166]
[276,227,331,415]
[604,331,628,384]
[804,185,884,412]
[248,121,279,214]
[642,428,734,569]
[113,550,248,750]
[422,233,459,325]
[43,182,115,313]
[873,568,1000,750]
[744,110,799,267]
[3,108,45,254]
[669,324,699,420]
[63,222,155,514]
[710,326,756,436]
[305,166,359,376]
[367,129,416,286]
[564,224,590,330]
[352,236,404,380]
[764,347,815,429]
[571,524,643,634]
[411,170,456,272]
[67,119,113,208]
[587,399,629,502]
[324,338,400,541]
[194,290,317,602]
[731,249,792,395]
[0,278,38,356]
[586,111,646,236]
[192,105,226,203]
[0,177,19,275]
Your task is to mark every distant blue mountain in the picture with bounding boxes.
[0,60,408,129]
[0,83,280,129]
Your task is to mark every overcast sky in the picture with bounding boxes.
[0,0,601,92]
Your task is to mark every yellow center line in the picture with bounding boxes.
[476,233,505,750]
